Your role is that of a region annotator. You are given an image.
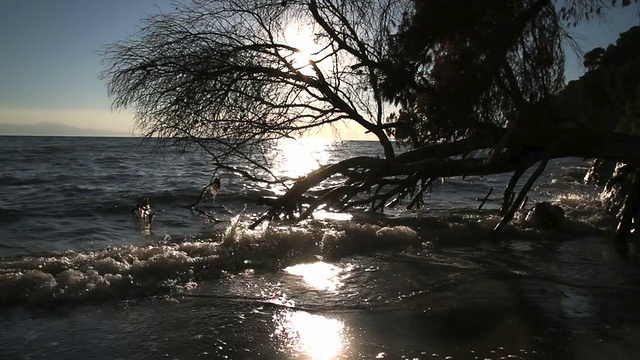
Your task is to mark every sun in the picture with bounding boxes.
[283,22,325,75]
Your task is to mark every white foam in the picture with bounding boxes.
[376,225,418,242]
[319,222,419,257]
[0,219,421,307]
[550,192,611,226]
[94,257,131,274]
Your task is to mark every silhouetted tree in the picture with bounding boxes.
[102,0,406,178]
[102,0,640,239]
[559,26,640,133]
[558,26,640,240]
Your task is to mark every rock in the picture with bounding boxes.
[525,202,565,230]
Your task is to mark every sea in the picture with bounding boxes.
[1,136,640,360]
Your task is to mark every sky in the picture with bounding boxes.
[0,1,638,137]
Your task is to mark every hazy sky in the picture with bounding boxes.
[0,1,638,136]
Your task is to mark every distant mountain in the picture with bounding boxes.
[0,121,132,136]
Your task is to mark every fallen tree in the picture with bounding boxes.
[249,125,640,235]
[101,0,640,241]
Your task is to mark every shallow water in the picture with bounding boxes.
[1,136,638,359]
[3,236,640,360]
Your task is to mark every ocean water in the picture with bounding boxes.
[1,136,640,360]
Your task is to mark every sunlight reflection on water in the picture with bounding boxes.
[272,138,333,179]
[284,261,352,292]
[313,210,353,221]
[272,310,347,360]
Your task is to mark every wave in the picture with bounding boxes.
[0,199,615,310]
[0,218,418,308]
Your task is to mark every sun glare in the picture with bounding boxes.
[283,22,328,75]
[272,310,347,360]
[273,138,332,179]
